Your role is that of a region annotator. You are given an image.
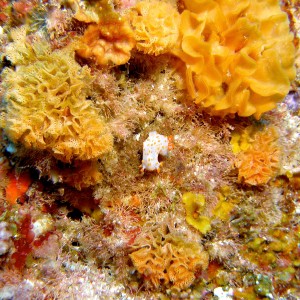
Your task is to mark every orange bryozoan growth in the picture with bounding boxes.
[130,224,209,290]
[235,126,281,185]
[173,0,296,118]
[129,0,180,55]
[76,17,136,66]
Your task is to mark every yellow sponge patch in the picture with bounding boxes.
[182,192,211,234]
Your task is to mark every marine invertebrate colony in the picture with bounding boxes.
[0,0,298,299]
[234,126,281,185]
[1,28,113,162]
[130,224,209,290]
[173,0,296,118]
[76,17,136,66]
[130,0,180,55]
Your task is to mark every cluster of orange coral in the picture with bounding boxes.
[235,126,281,185]
[173,0,296,118]
[130,225,208,290]
[129,0,180,55]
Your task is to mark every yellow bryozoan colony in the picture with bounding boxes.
[173,0,296,118]
[1,27,113,163]
[130,0,180,55]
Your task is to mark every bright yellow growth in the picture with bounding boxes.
[76,17,135,66]
[213,187,234,221]
[1,30,113,162]
[130,227,209,290]
[182,192,211,234]
[230,126,257,154]
[213,201,234,222]
[235,126,281,185]
[130,0,180,55]
[173,0,296,118]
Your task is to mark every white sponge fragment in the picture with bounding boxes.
[214,287,234,300]
[142,131,170,172]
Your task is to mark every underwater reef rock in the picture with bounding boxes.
[0,0,299,299]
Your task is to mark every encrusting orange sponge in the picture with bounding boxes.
[173,0,296,118]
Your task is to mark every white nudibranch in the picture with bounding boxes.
[141,131,173,173]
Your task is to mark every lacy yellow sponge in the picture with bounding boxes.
[173,0,296,118]
[130,0,180,55]
[1,32,113,162]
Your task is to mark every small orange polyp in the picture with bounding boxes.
[6,171,32,205]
